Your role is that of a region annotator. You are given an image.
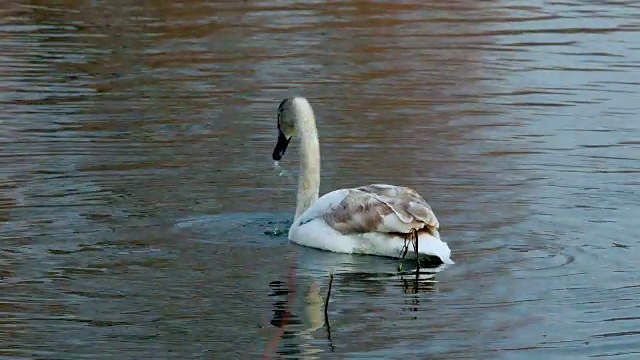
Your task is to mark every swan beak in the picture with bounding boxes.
[272,129,291,160]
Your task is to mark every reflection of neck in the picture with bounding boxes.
[295,115,320,221]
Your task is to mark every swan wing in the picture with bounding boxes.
[296,184,439,236]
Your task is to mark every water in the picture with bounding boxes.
[1,0,639,358]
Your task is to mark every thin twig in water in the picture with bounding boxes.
[324,272,334,349]
[412,228,420,274]
[398,236,410,272]
[400,238,409,260]
[324,272,334,325]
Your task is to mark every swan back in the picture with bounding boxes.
[291,184,452,263]
[296,184,439,237]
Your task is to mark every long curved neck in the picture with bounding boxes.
[295,116,320,221]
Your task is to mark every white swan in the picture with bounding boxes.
[272,97,453,265]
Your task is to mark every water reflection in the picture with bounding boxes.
[262,260,440,358]
[1,0,639,358]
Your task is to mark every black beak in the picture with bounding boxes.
[272,130,291,161]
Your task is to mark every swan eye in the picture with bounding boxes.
[276,98,295,138]
[273,98,295,160]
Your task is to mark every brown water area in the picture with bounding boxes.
[1,0,639,358]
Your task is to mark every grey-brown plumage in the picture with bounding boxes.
[321,184,440,238]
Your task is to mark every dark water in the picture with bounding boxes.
[1,0,639,358]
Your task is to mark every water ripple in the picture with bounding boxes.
[1,0,639,358]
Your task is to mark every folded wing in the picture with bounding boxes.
[319,184,439,236]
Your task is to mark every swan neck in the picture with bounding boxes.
[295,116,320,221]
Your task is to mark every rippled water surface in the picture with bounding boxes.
[1,0,639,358]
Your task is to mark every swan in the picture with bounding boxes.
[272,97,453,265]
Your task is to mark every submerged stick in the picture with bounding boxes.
[398,235,410,271]
[324,272,334,326]
[400,239,409,260]
[412,228,420,274]
[324,271,334,348]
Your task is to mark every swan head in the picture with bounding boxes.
[272,97,315,160]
